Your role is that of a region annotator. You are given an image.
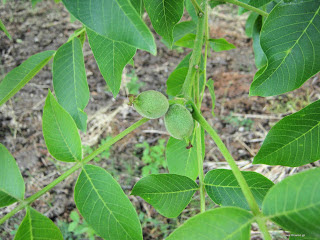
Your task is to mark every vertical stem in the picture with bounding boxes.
[196,125,205,212]
[194,68,205,212]
[200,4,210,104]
[182,0,206,99]
[191,103,271,240]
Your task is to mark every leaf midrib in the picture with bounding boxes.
[137,188,199,195]
[204,183,271,190]
[265,201,320,219]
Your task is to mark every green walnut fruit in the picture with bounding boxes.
[164,104,194,140]
[133,90,169,119]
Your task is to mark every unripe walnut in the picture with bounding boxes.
[133,90,169,119]
[164,104,194,140]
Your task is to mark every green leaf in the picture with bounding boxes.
[130,0,144,17]
[42,90,82,162]
[245,12,259,38]
[262,168,320,237]
[175,35,236,52]
[173,21,197,43]
[254,100,320,167]
[166,52,205,96]
[166,134,198,180]
[53,38,89,132]
[238,0,272,15]
[250,0,320,96]
[68,28,86,46]
[144,0,184,47]
[247,0,273,8]
[131,174,198,218]
[87,28,136,98]
[204,169,274,210]
[62,0,156,55]
[0,19,11,39]
[209,0,224,8]
[14,207,63,240]
[166,52,191,96]
[0,144,25,207]
[176,51,192,68]
[185,0,198,23]
[0,50,55,106]
[74,164,142,240]
[175,33,196,48]
[206,79,216,116]
[252,16,267,69]
[166,67,189,96]
[167,207,253,240]
[209,38,236,52]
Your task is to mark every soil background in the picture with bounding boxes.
[1,1,320,240]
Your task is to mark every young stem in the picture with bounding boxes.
[213,0,268,17]
[196,125,205,212]
[182,0,206,99]
[194,67,205,212]
[191,0,204,16]
[200,4,209,104]
[190,102,271,240]
[0,118,149,226]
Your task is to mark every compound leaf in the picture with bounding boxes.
[253,100,320,167]
[167,207,253,240]
[144,0,184,47]
[0,50,55,106]
[14,207,63,240]
[250,0,320,96]
[53,37,89,132]
[42,90,82,162]
[0,19,11,39]
[0,144,25,208]
[166,135,198,180]
[87,28,136,98]
[131,174,198,218]
[62,0,156,55]
[74,164,142,240]
[204,169,274,210]
[262,168,320,237]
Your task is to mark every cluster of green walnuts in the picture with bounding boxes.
[130,90,194,145]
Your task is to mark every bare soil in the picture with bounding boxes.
[1,1,319,240]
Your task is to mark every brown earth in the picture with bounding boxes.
[1,1,320,240]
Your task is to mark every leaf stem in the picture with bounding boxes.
[190,102,271,240]
[182,0,206,99]
[191,0,204,16]
[196,125,205,212]
[0,118,149,226]
[200,4,209,104]
[213,0,268,17]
